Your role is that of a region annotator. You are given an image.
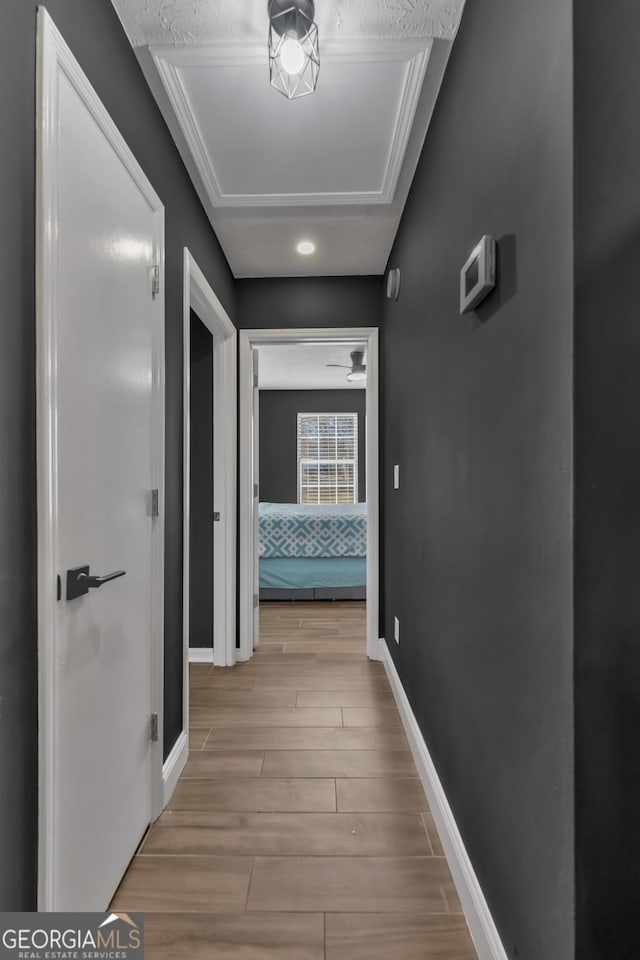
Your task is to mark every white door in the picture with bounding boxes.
[252,348,260,649]
[37,11,164,910]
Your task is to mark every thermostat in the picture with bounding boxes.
[460,235,496,313]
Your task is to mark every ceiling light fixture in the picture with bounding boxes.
[268,0,320,100]
[297,240,316,255]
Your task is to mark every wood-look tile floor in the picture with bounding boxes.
[112,601,478,959]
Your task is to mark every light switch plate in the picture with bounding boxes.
[393,464,400,490]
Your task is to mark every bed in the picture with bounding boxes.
[259,501,367,600]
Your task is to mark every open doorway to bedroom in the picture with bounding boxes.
[239,328,379,663]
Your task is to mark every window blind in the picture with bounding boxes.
[297,413,358,504]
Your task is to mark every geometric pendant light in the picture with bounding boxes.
[268,0,320,100]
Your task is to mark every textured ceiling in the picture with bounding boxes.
[111,0,466,276]
[113,0,465,47]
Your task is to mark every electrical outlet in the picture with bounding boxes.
[394,616,400,644]
[393,464,400,490]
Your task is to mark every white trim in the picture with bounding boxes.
[183,248,237,691]
[162,731,188,807]
[239,328,379,663]
[149,40,431,208]
[36,7,165,909]
[36,7,58,910]
[380,640,509,960]
[379,42,432,205]
[188,647,215,664]
[239,340,253,662]
[365,330,380,659]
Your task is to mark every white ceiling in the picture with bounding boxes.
[111,0,465,277]
[258,341,367,390]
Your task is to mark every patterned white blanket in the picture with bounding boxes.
[259,502,366,558]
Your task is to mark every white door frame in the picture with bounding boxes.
[239,327,380,662]
[183,248,237,678]
[36,8,165,909]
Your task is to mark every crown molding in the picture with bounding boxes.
[150,39,431,208]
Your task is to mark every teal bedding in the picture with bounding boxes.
[259,556,366,590]
[259,501,366,558]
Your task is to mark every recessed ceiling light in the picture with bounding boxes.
[297,240,315,255]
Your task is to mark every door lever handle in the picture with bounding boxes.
[78,570,126,588]
[66,565,126,600]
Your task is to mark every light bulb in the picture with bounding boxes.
[280,36,305,75]
[347,371,366,382]
[296,240,315,255]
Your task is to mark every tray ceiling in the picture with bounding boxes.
[111,0,466,277]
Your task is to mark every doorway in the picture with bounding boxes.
[182,249,237,681]
[239,327,379,662]
[189,312,214,651]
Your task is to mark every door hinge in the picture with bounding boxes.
[213,511,221,522]
[151,488,159,517]
[253,373,258,388]
[253,483,259,498]
[253,593,259,608]
[151,265,160,298]
[150,713,159,742]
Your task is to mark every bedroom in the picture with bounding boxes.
[256,339,369,650]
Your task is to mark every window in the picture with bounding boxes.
[297,412,358,504]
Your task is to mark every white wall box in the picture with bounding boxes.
[460,235,496,313]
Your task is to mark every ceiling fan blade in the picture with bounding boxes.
[325,363,351,368]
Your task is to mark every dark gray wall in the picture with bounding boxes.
[381,3,574,959]
[236,276,382,330]
[0,0,234,910]
[189,313,214,648]
[259,390,366,503]
[574,3,640,956]
[0,0,39,914]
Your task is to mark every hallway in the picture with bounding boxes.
[111,601,477,958]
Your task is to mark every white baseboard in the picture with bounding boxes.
[380,639,508,960]
[189,647,214,663]
[162,730,188,807]
[368,637,384,662]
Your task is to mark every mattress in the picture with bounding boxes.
[259,556,367,590]
[259,502,366,559]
